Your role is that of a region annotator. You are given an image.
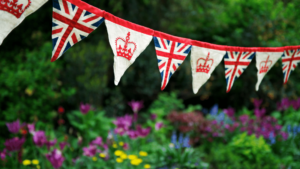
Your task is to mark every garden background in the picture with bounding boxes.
[1,0,300,168]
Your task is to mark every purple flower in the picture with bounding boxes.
[59,142,68,150]
[91,137,102,146]
[151,114,157,121]
[280,132,289,140]
[80,103,91,114]
[136,125,151,138]
[291,99,300,110]
[224,108,235,118]
[114,115,133,135]
[27,123,35,134]
[123,143,129,150]
[4,137,25,151]
[46,139,57,150]
[155,122,164,130]
[83,145,97,157]
[6,120,21,134]
[45,149,65,169]
[0,149,7,161]
[254,108,266,118]
[128,130,138,139]
[277,98,290,111]
[128,100,143,114]
[253,99,263,108]
[33,131,47,147]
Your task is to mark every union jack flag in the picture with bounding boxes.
[52,0,104,62]
[224,51,255,92]
[282,49,300,84]
[153,36,192,90]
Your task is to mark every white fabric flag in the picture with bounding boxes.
[104,12,154,85]
[255,51,282,90]
[191,41,225,94]
[0,0,48,45]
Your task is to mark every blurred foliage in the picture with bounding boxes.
[1,0,300,121]
[0,43,75,135]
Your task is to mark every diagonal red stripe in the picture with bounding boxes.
[62,0,70,15]
[160,38,167,50]
[83,15,99,23]
[52,28,63,35]
[71,33,78,44]
[159,62,166,70]
[177,43,188,53]
[225,69,232,76]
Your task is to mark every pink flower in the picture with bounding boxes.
[6,120,21,134]
[33,131,47,147]
[59,142,68,150]
[0,149,7,161]
[27,123,35,134]
[277,98,290,111]
[83,145,97,157]
[136,125,151,138]
[239,114,249,124]
[46,139,57,150]
[280,132,289,140]
[128,130,138,139]
[151,114,157,121]
[114,115,133,135]
[80,103,91,114]
[4,137,25,151]
[91,137,102,146]
[128,100,144,114]
[224,108,235,118]
[155,122,164,130]
[253,99,263,108]
[45,149,65,169]
[254,108,266,118]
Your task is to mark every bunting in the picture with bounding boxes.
[104,12,154,85]
[282,48,300,84]
[255,51,283,90]
[51,0,104,62]
[153,31,192,90]
[190,41,226,94]
[0,0,48,45]
[224,50,255,92]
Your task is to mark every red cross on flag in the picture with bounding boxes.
[190,41,226,94]
[51,0,104,62]
[104,12,154,85]
[255,49,283,90]
[153,31,192,90]
[224,50,255,93]
[282,48,300,84]
[0,0,48,45]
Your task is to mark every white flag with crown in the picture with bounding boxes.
[255,51,282,90]
[104,12,154,85]
[0,0,48,45]
[191,41,225,94]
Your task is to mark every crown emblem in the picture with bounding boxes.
[0,0,31,18]
[196,52,214,74]
[259,55,272,74]
[115,32,137,61]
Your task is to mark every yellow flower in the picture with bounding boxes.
[113,143,118,148]
[99,153,106,158]
[25,88,33,96]
[116,158,123,163]
[37,165,41,169]
[144,164,151,169]
[23,159,31,166]
[128,155,138,160]
[139,151,148,156]
[114,150,123,156]
[119,141,124,146]
[92,157,97,161]
[32,159,39,165]
[131,158,143,165]
[120,154,127,159]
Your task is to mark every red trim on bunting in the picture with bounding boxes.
[154,31,192,45]
[65,0,104,17]
[104,12,154,36]
[191,40,288,52]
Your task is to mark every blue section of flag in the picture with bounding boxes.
[153,37,161,48]
[224,52,229,59]
[184,45,192,54]
[53,0,61,11]
[92,18,104,27]
[158,59,162,63]
[84,11,92,16]
[52,22,58,27]
[169,72,173,80]
[80,35,86,40]
[63,42,71,54]
[52,37,59,51]
[160,71,164,79]
[177,43,181,47]
[71,4,76,11]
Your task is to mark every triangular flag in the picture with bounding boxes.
[0,0,48,45]
[104,12,154,85]
[282,48,300,84]
[51,0,104,62]
[191,41,226,94]
[255,51,283,90]
[224,50,255,92]
[153,31,192,90]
